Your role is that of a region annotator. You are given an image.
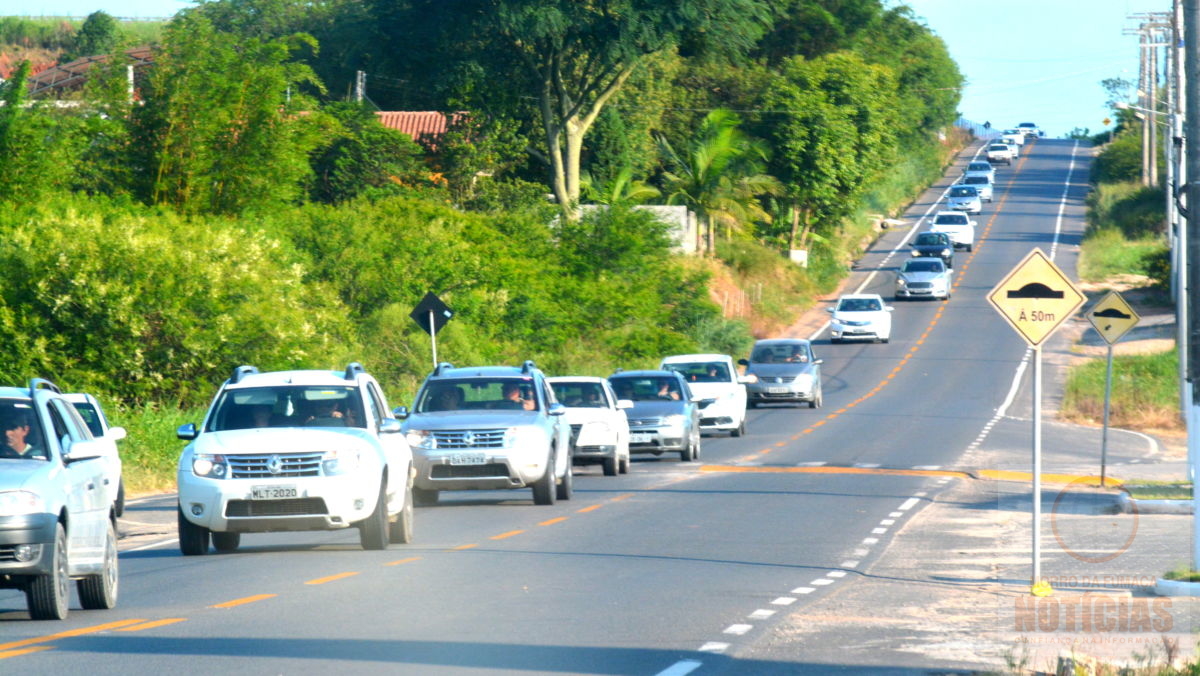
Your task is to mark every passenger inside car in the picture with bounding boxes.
[0,410,45,460]
[429,386,464,411]
[656,380,681,400]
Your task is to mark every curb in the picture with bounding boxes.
[1154,577,1200,597]
[1117,492,1193,515]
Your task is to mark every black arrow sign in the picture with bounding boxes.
[410,292,454,336]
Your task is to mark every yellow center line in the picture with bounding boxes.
[211,594,276,609]
[576,504,603,513]
[385,556,422,566]
[0,618,147,652]
[610,493,633,502]
[491,529,525,540]
[701,464,969,478]
[539,516,568,526]
[117,618,188,632]
[449,544,478,551]
[305,571,360,585]
[0,646,53,660]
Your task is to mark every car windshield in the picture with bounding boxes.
[0,399,49,460]
[837,298,882,312]
[903,259,944,273]
[549,381,608,408]
[662,361,730,383]
[968,162,991,171]
[950,187,976,197]
[989,145,1009,151]
[935,214,969,225]
[417,378,541,413]
[748,343,810,364]
[913,233,946,246]
[609,377,682,402]
[208,386,366,431]
[71,402,105,437]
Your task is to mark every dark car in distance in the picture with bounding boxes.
[910,231,955,269]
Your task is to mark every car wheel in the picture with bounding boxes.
[389,478,415,544]
[882,336,890,344]
[619,454,630,474]
[731,417,745,438]
[114,479,125,518]
[412,487,439,506]
[602,455,619,477]
[211,531,241,553]
[78,520,119,610]
[809,387,822,409]
[556,460,574,500]
[532,458,557,506]
[967,244,973,252]
[358,480,390,551]
[178,507,210,556]
[27,523,70,620]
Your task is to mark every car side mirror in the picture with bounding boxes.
[378,418,403,434]
[814,359,824,365]
[107,426,127,442]
[738,374,758,385]
[825,307,834,313]
[548,403,566,416]
[886,306,895,312]
[64,438,106,464]
[176,422,198,440]
[698,398,718,408]
[969,220,978,227]
[616,399,633,410]
[391,405,409,420]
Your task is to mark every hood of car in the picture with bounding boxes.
[683,382,740,399]
[833,310,885,324]
[402,410,547,431]
[912,244,949,254]
[900,270,948,284]
[0,458,52,489]
[744,363,817,378]
[623,400,689,418]
[193,427,377,454]
[559,407,612,424]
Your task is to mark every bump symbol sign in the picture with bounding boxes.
[1086,291,1140,345]
[987,248,1085,346]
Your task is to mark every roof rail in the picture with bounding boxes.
[433,362,455,376]
[230,365,259,384]
[520,360,536,374]
[344,362,365,381]
[28,378,61,395]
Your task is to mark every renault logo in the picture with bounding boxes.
[463,432,476,447]
[267,454,282,475]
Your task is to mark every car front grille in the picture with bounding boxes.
[759,376,797,384]
[229,453,323,478]
[431,429,507,449]
[431,463,510,479]
[225,498,328,517]
[0,545,20,562]
[908,282,933,289]
[628,417,663,428]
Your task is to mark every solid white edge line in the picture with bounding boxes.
[123,538,179,553]
[658,659,705,675]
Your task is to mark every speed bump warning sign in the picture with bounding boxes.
[987,248,1085,346]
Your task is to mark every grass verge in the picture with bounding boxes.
[1061,347,1180,431]
[1124,481,1192,500]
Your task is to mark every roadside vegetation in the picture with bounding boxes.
[0,2,965,493]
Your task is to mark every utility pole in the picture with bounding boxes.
[1184,0,1200,570]
[355,70,366,103]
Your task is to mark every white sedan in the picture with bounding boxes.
[548,376,631,476]
[827,294,894,343]
[659,354,752,437]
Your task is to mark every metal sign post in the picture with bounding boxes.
[986,248,1086,593]
[1101,344,1114,487]
[409,292,454,370]
[1085,291,1141,487]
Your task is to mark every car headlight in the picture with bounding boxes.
[406,430,437,450]
[584,421,613,436]
[896,277,907,287]
[505,425,545,449]
[661,414,687,430]
[192,454,228,479]
[322,449,362,475]
[793,374,813,390]
[910,250,920,257]
[0,490,44,517]
[942,248,951,257]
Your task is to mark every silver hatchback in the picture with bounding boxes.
[738,340,824,408]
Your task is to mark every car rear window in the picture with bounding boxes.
[935,214,969,225]
[903,259,944,273]
[950,186,977,197]
[964,176,988,185]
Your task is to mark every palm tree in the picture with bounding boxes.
[657,109,782,255]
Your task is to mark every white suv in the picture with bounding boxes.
[658,354,751,437]
[65,393,126,517]
[175,363,414,555]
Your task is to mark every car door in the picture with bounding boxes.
[366,382,408,508]
[601,381,630,454]
[46,399,106,567]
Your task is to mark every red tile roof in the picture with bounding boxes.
[375,111,465,149]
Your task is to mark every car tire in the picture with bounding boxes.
[532,459,557,506]
[619,454,630,474]
[78,520,119,610]
[882,336,890,344]
[27,523,70,620]
[967,244,973,252]
[211,532,241,553]
[731,417,745,438]
[358,480,390,551]
[114,479,125,518]
[178,507,210,556]
[412,487,439,506]
[602,456,618,477]
[556,460,573,500]
[809,387,822,409]
[389,478,415,544]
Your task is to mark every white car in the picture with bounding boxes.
[176,363,414,554]
[548,376,631,476]
[0,379,119,620]
[947,184,982,214]
[65,393,127,517]
[964,160,996,182]
[1001,129,1026,146]
[929,211,977,252]
[986,143,1014,165]
[999,137,1020,158]
[960,174,993,202]
[1017,122,1042,138]
[827,294,893,344]
[659,354,752,437]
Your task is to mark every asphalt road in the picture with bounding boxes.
[0,138,1153,675]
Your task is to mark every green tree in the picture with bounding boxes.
[61,11,120,63]
[129,13,334,214]
[309,102,427,204]
[0,62,86,201]
[755,0,882,63]
[658,109,782,254]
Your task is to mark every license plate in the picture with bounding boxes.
[251,485,297,500]
[767,387,789,394]
[449,452,486,466]
[630,432,653,444]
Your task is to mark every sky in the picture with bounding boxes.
[9,0,1174,138]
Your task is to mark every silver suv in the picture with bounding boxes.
[0,379,119,620]
[400,361,572,506]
